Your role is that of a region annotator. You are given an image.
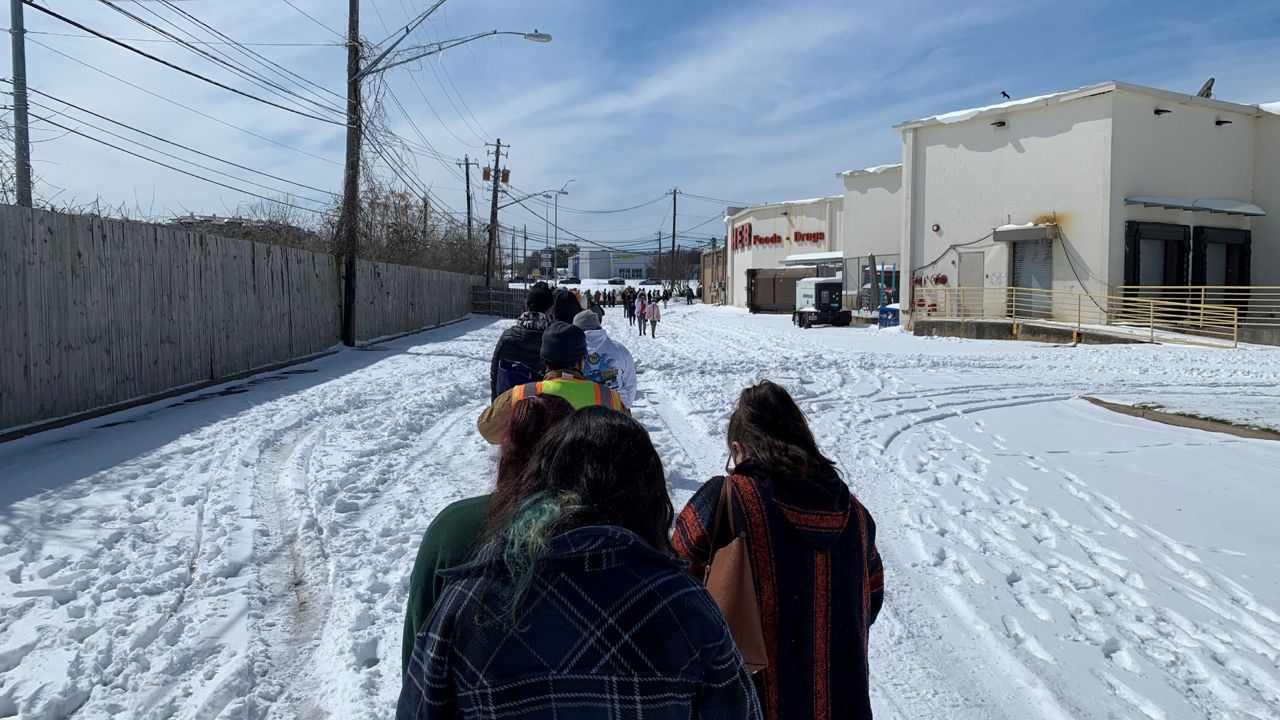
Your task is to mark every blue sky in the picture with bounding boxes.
[7,0,1280,251]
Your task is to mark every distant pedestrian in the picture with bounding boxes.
[646,300,661,338]
[588,295,605,323]
[686,287,694,305]
[624,290,636,326]
[662,288,671,308]
[637,295,648,336]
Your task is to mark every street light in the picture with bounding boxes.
[361,29,553,78]
[336,17,551,345]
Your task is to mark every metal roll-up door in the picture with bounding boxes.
[1011,240,1053,318]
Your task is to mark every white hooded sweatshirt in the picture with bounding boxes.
[582,328,637,408]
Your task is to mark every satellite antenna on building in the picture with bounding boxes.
[1196,78,1215,98]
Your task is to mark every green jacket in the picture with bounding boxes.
[402,494,490,675]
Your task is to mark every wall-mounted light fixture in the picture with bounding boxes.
[1215,119,1233,126]
[990,120,1007,128]
[1153,108,1172,115]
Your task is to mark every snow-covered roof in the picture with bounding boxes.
[726,195,842,221]
[894,81,1271,131]
[1260,101,1280,116]
[838,164,901,178]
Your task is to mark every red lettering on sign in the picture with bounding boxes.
[794,231,825,243]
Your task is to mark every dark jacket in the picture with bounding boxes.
[489,312,550,399]
[399,526,763,720]
[672,464,884,720]
[401,494,489,675]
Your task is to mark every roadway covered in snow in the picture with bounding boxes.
[2,304,1280,719]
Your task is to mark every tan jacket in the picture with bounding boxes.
[476,369,629,444]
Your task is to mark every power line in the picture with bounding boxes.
[26,37,343,167]
[95,0,344,118]
[33,114,327,214]
[155,0,344,102]
[13,84,338,197]
[678,191,758,207]
[23,1,347,126]
[3,28,338,46]
[278,0,345,41]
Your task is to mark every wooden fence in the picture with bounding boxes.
[0,206,480,434]
[471,287,528,319]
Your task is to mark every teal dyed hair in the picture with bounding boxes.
[497,490,582,627]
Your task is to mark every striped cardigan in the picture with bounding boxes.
[672,466,884,720]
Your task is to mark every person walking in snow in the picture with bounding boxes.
[402,394,575,675]
[637,294,649,336]
[588,295,606,323]
[476,322,625,444]
[646,299,661,338]
[400,407,763,720]
[662,288,671,308]
[573,310,637,408]
[487,284,553,399]
[623,287,636,326]
[672,380,884,720]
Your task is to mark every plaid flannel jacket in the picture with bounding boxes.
[398,525,763,720]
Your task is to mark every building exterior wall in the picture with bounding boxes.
[701,247,726,303]
[1109,90,1259,289]
[900,92,1116,307]
[725,197,840,308]
[841,167,902,259]
[611,253,650,279]
[1254,114,1280,285]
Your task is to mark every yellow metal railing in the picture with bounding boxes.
[912,286,1238,348]
[1117,286,1280,329]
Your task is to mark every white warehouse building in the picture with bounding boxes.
[719,80,1279,338]
[569,250,652,280]
[896,81,1279,311]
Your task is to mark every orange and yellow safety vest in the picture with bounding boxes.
[510,376,624,411]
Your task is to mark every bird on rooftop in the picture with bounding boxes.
[1001,91,1011,99]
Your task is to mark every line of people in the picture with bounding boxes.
[401,283,883,719]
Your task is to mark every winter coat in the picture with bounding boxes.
[589,302,605,322]
[582,328,637,407]
[672,464,884,720]
[636,299,648,320]
[401,494,489,675]
[398,526,763,720]
[488,312,550,399]
[646,303,661,322]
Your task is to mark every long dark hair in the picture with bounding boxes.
[727,380,839,481]
[485,406,673,619]
[489,395,575,525]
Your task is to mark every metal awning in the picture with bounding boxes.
[993,223,1059,242]
[781,251,843,266]
[1124,196,1266,217]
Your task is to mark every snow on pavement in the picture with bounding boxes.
[2,305,1280,719]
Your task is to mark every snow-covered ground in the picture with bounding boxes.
[3,303,1280,719]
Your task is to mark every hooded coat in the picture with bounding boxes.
[398,526,763,720]
[488,312,550,399]
[582,328,637,407]
[672,464,884,720]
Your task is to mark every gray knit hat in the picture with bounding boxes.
[572,309,602,332]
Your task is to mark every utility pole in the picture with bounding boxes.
[484,138,504,287]
[510,227,516,282]
[337,0,363,347]
[522,225,527,284]
[10,0,32,207]
[456,155,477,244]
[670,187,679,288]
[656,231,662,280]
